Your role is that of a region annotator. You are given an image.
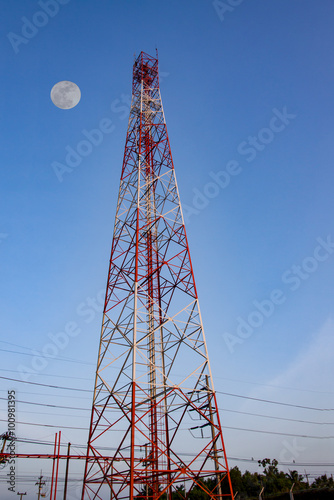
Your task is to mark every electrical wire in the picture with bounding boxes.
[0,390,332,418]
[221,425,334,439]
[216,391,334,411]
[12,437,334,468]
[218,407,334,425]
[0,375,92,392]
[0,418,87,431]
[0,348,94,366]
[2,341,332,397]
[1,375,333,412]
[1,417,333,439]
[0,367,92,381]
[214,375,334,396]
[1,365,332,396]
[0,395,89,411]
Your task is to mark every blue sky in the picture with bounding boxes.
[1,0,334,497]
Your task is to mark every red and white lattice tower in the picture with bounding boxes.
[82,51,234,500]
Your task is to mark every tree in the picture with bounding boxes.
[187,477,217,499]
[258,458,289,495]
[133,463,333,499]
[313,474,334,489]
[173,485,186,498]
[286,469,306,491]
[242,469,262,498]
[258,458,279,476]
[229,466,243,495]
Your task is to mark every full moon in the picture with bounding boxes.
[50,81,81,109]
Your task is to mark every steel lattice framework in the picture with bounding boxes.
[82,51,234,500]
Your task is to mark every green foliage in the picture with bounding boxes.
[134,462,331,499]
[312,474,334,489]
[257,458,290,495]
[187,477,218,499]
[286,470,306,491]
[258,458,280,476]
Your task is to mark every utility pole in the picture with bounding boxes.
[17,493,26,500]
[36,473,46,500]
[304,470,310,487]
[63,442,71,500]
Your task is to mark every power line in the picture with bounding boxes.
[0,418,87,431]
[0,395,89,411]
[215,375,334,396]
[0,348,94,366]
[1,402,332,428]
[1,365,332,397]
[11,406,334,426]
[0,389,91,400]
[0,367,92,381]
[219,407,334,425]
[217,391,334,411]
[0,375,92,392]
[12,437,334,468]
[2,375,333,412]
[2,384,333,425]
[2,418,333,439]
[222,425,334,439]
[17,408,89,418]
[17,404,334,425]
